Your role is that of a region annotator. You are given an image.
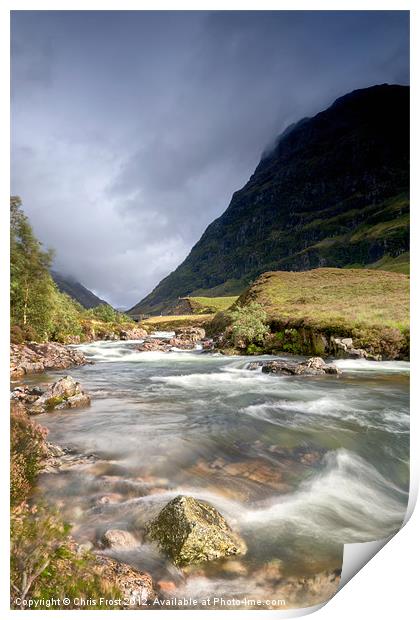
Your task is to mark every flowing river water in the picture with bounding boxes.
[32,337,409,607]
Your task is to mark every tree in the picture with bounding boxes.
[10,196,55,340]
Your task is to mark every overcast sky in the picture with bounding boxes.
[11,10,409,308]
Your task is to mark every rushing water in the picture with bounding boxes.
[33,338,409,606]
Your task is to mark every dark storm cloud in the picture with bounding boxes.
[11,10,409,307]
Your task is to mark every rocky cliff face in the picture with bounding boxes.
[130,84,409,316]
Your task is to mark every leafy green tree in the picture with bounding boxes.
[85,303,133,325]
[10,197,55,340]
[49,292,83,342]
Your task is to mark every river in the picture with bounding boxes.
[32,337,409,607]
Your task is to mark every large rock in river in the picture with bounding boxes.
[145,495,246,566]
[24,376,91,414]
[255,357,341,376]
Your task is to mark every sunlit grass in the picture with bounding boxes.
[240,268,409,332]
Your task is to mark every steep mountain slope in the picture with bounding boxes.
[130,84,409,316]
[51,271,109,309]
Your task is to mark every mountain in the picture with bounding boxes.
[129,84,409,316]
[51,271,109,309]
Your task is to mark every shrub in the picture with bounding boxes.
[205,310,232,337]
[11,503,122,609]
[49,291,83,343]
[353,326,408,359]
[229,302,269,349]
[10,402,48,506]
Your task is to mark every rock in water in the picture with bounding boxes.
[145,495,246,566]
[101,529,139,549]
[25,376,91,414]
[260,357,341,376]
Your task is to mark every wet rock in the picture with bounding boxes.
[247,361,263,371]
[188,457,291,500]
[135,339,172,352]
[330,336,381,360]
[280,569,341,608]
[221,559,248,576]
[10,342,89,379]
[41,444,98,473]
[57,392,91,409]
[21,361,45,374]
[169,327,206,349]
[157,580,177,595]
[253,559,284,585]
[94,555,154,606]
[222,459,284,486]
[77,541,94,555]
[175,327,206,341]
[202,339,215,351]
[102,529,139,549]
[96,493,124,506]
[119,327,148,340]
[10,366,25,381]
[11,385,44,405]
[145,495,247,566]
[27,376,90,414]
[260,357,341,376]
[168,337,195,350]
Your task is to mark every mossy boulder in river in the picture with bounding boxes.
[145,495,247,566]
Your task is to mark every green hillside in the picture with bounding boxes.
[129,85,409,316]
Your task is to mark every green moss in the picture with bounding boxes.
[44,396,66,411]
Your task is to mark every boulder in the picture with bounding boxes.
[101,529,139,549]
[11,385,44,405]
[174,327,206,342]
[145,495,246,566]
[168,327,206,350]
[119,327,148,340]
[135,339,172,352]
[10,367,25,381]
[259,357,341,376]
[93,555,154,606]
[169,337,195,350]
[330,336,380,360]
[28,376,91,414]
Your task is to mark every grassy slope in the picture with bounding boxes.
[188,296,238,313]
[368,251,410,275]
[140,314,214,332]
[239,268,409,334]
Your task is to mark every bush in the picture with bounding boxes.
[49,291,83,343]
[353,326,408,359]
[10,402,48,506]
[205,310,232,337]
[11,503,122,609]
[229,302,269,349]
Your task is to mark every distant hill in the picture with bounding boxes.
[129,84,409,316]
[51,271,109,309]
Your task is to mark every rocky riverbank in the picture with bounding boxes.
[10,342,90,380]
[10,326,149,380]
